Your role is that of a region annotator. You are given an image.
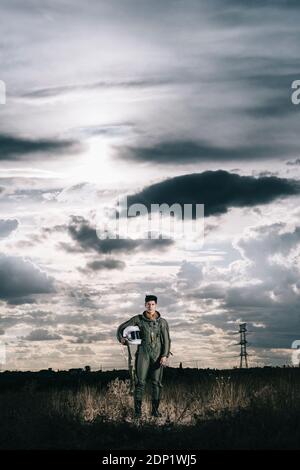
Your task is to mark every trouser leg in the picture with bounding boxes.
[150,358,164,401]
[134,350,150,402]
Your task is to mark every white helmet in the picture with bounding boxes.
[123,325,142,345]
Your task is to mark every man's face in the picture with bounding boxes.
[145,300,156,313]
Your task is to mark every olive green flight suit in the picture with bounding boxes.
[117,311,171,401]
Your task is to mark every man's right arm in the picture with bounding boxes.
[160,319,171,358]
[116,315,139,344]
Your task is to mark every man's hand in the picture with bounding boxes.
[160,356,168,366]
[120,337,128,345]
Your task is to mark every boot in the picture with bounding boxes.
[134,399,142,418]
[151,399,161,417]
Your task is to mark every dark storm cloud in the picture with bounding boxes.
[66,215,173,254]
[23,328,62,341]
[116,136,299,164]
[127,170,300,218]
[119,141,238,163]
[0,219,18,238]
[21,78,171,100]
[69,330,111,344]
[0,253,55,299]
[84,259,126,271]
[0,133,84,160]
[6,297,37,306]
[188,285,226,300]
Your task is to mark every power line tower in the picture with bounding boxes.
[238,323,248,368]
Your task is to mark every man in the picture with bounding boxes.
[117,294,171,418]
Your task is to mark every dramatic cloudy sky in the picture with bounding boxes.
[1,0,300,371]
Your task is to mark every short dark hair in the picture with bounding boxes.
[145,294,157,303]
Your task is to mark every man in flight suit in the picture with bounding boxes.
[117,294,171,418]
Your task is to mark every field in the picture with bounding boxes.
[0,367,300,449]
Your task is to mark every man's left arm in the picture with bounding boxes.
[160,319,171,364]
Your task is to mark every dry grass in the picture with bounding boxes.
[46,373,300,426]
[1,369,300,449]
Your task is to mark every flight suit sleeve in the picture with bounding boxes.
[116,315,140,343]
[160,319,171,358]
